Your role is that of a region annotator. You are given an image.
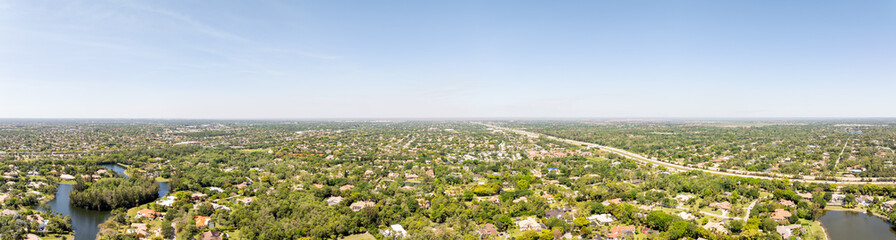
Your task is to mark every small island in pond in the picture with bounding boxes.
[70,177,160,211]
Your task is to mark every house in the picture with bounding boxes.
[542,194,555,204]
[517,217,543,231]
[405,173,418,180]
[208,203,231,211]
[703,221,728,234]
[209,187,225,193]
[829,194,846,206]
[0,209,18,217]
[545,208,571,219]
[674,194,694,203]
[602,198,622,206]
[191,193,208,202]
[235,197,253,205]
[586,214,614,225]
[797,192,813,200]
[709,202,731,212]
[136,209,160,219]
[478,223,502,237]
[380,224,408,239]
[340,185,354,191]
[60,174,76,181]
[677,212,696,221]
[771,209,792,221]
[416,198,430,209]
[857,195,875,206]
[513,197,528,203]
[158,196,177,207]
[195,216,212,228]
[201,231,227,240]
[351,201,376,212]
[326,196,344,206]
[779,199,796,208]
[882,200,896,211]
[26,215,48,231]
[776,224,802,239]
[128,223,148,236]
[607,225,636,240]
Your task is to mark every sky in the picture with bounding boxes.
[1,0,895,119]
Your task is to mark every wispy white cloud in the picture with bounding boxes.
[258,47,342,61]
[125,3,250,43]
[122,3,342,62]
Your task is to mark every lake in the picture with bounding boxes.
[818,210,896,240]
[44,164,169,240]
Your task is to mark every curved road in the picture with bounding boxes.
[480,123,896,185]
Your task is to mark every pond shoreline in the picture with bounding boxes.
[817,209,896,240]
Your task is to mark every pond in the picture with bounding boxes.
[43,164,169,240]
[818,210,896,240]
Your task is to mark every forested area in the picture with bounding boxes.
[4,120,896,239]
[70,177,160,210]
[508,121,896,177]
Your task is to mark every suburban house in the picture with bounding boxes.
[201,231,227,240]
[326,196,344,206]
[351,201,376,212]
[829,194,846,205]
[771,209,792,221]
[779,199,795,208]
[544,208,572,219]
[607,225,636,240]
[776,224,802,239]
[677,212,696,221]
[517,217,543,231]
[542,194,555,204]
[478,223,503,238]
[857,195,875,206]
[136,209,160,219]
[195,216,212,228]
[602,198,623,206]
[797,192,813,200]
[235,197,253,205]
[882,200,896,211]
[191,193,208,202]
[703,221,729,234]
[416,198,430,209]
[586,214,615,225]
[709,201,732,212]
[380,224,408,239]
[158,195,177,207]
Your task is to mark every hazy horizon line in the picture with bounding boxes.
[2,117,896,121]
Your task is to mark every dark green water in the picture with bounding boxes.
[44,164,168,240]
[818,210,896,240]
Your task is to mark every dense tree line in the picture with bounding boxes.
[70,177,159,210]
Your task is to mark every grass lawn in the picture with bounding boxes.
[41,233,74,240]
[341,232,376,240]
[799,219,827,240]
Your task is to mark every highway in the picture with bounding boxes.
[479,122,896,185]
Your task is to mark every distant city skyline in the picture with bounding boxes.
[1,1,895,119]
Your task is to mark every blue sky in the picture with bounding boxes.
[1,0,895,119]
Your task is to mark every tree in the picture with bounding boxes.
[646,211,675,231]
[760,218,777,232]
[727,219,744,233]
[161,221,174,239]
